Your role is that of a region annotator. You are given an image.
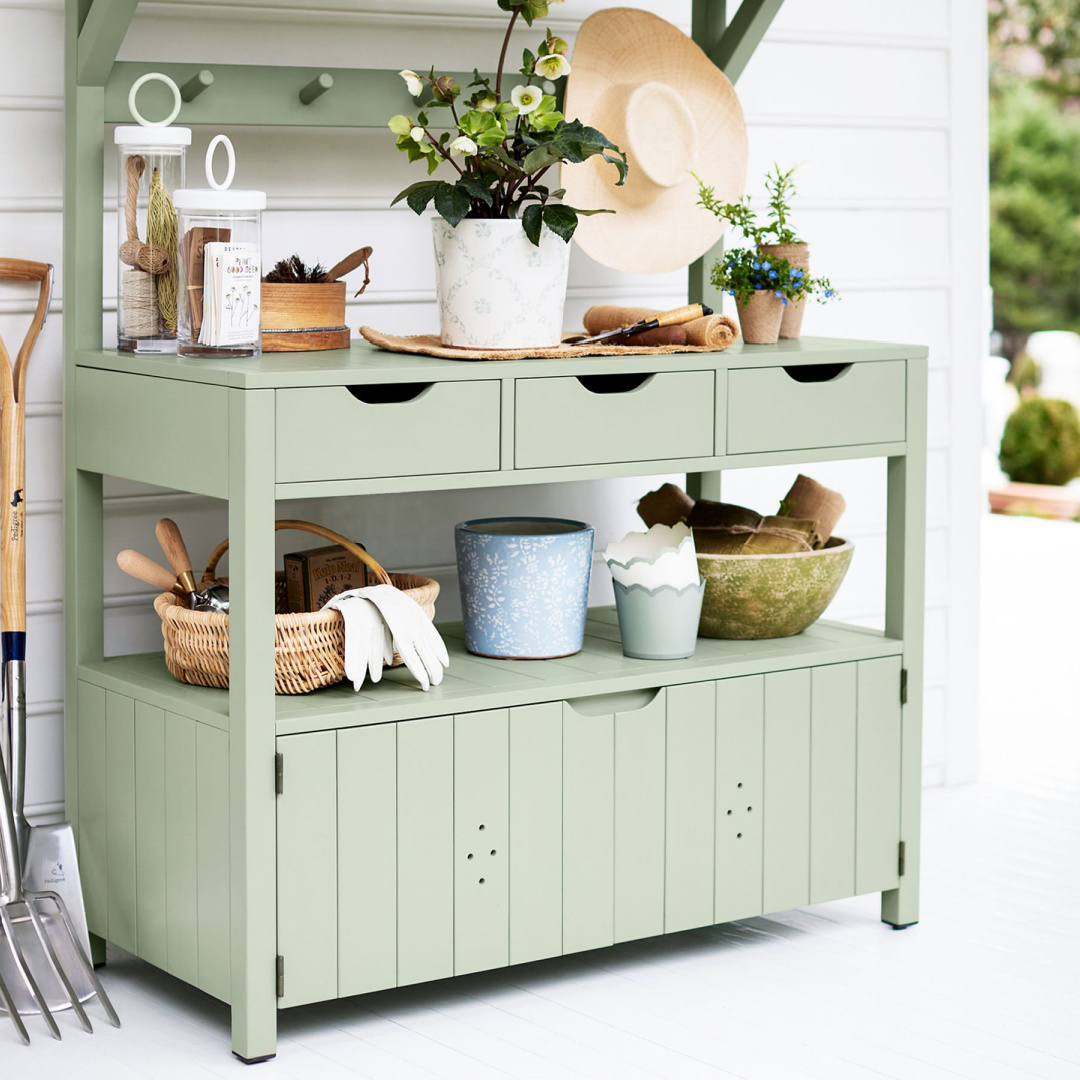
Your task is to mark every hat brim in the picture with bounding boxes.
[561,8,748,275]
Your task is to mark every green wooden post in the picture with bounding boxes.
[227,389,279,1062]
[64,0,108,965]
[881,357,928,929]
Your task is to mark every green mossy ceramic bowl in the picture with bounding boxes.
[697,537,854,639]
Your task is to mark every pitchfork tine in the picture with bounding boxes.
[0,961,29,1044]
[0,905,60,1039]
[23,899,92,1033]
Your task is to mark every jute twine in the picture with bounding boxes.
[121,268,158,338]
[147,167,179,332]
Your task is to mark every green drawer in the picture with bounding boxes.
[726,360,906,455]
[276,381,501,482]
[514,371,715,469]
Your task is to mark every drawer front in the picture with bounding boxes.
[514,371,715,469]
[276,381,501,482]
[726,360,906,454]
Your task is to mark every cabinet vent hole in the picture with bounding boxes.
[737,833,743,839]
[490,849,497,856]
[478,824,486,831]
[726,810,732,816]
[747,806,753,812]
[737,782,743,789]
[479,878,486,885]
[467,853,474,860]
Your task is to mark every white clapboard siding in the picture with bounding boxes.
[0,0,984,811]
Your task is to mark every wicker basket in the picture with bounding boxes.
[154,519,439,694]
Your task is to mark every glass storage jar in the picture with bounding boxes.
[173,135,266,358]
[113,122,190,353]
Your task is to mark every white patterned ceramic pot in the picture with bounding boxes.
[455,517,594,659]
[432,217,571,348]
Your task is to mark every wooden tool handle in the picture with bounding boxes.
[156,518,193,577]
[118,549,183,593]
[654,304,709,328]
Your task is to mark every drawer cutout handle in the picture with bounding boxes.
[347,383,433,404]
[782,363,852,384]
[576,373,654,395]
[565,687,663,716]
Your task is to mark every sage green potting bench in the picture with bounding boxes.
[63,0,927,1064]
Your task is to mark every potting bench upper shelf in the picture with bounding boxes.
[63,0,927,1066]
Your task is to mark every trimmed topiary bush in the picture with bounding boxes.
[1000,397,1080,485]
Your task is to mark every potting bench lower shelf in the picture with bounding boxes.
[66,336,927,1062]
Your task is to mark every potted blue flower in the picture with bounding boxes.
[710,248,831,344]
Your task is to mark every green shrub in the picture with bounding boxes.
[1008,351,1040,394]
[999,397,1080,485]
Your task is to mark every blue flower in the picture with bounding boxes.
[825,289,834,298]
[762,261,771,271]
[728,288,735,296]
[768,269,778,279]
[793,280,802,289]
[792,268,804,277]
[774,290,783,298]
[781,297,789,305]
[752,261,761,270]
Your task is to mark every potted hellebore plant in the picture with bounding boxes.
[389,0,628,349]
[696,164,834,339]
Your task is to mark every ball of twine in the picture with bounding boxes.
[121,268,159,338]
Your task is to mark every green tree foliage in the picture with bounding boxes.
[989,0,1080,102]
[989,81,1080,345]
[999,396,1080,484]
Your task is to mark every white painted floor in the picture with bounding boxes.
[5,513,1079,1080]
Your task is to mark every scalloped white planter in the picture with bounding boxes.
[432,217,571,349]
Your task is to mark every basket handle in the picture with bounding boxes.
[202,518,393,586]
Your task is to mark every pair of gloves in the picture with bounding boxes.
[323,584,449,692]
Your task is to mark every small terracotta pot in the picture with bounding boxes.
[759,243,809,339]
[736,291,784,345]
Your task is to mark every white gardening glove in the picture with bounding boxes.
[323,591,393,691]
[355,584,449,692]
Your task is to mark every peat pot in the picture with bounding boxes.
[758,242,809,339]
[455,517,594,659]
[735,290,785,345]
[432,218,571,349]
[697,537,854,639]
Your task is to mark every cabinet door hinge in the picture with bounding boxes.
[275,752,284,795]
[276,955,285,998]
[900,668,909,705]
[898,840,906,877]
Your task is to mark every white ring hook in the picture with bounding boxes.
[128,72,183,128]
[205,134,236,191]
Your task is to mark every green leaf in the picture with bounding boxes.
[521,48,536,77]
[388,114,413,136]
[426,152,440,175]
[522,144,562,175]
[521,203,544,247]
[565,206,615,216]
[542,204,578,243]
[434,183,472,226]
[391,180,444,215]
[417,111,429,126]
[602,150,629,186]
[457,175,495,207]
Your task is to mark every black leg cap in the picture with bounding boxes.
[233,1051,277,1066]
[884,920,918,931]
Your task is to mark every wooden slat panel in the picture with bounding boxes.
[763,669,811,913]
[105,691,136,953]
[135,702,167,968]
[165,711,198,985]
[614,690,666,943]
[77,681,107,939]
[810,664,858,904]
[509,703,562,965]
[856,656,903,894]
[665,683,715,932]
[715,676,765,923]
[338,724,397,997]
[196,724,231,1003]
[455,710,509,976]
[562,705,614,954]
[397,715,453,985]
[276,730,337,1008]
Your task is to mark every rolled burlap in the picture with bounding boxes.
[638,482,695,528]
[582,305,738,350]
[778,474,845,544]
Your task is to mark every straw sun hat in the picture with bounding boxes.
[561,7,748,274]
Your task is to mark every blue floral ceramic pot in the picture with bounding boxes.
[455,517,594,659]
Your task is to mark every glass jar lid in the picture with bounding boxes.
[173,134,267,211]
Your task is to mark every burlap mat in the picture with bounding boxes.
[360,317,739,362]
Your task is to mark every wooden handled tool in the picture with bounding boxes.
[155,518,199,596]
[566,303,713,346]
[117,549,186,594]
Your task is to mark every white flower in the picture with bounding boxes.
[399,69,424,97]
[511,84,543,115]
[475,93,499,112]
[448,135,478,157]
[534,53,571,80]
[409,126,426,143]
